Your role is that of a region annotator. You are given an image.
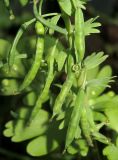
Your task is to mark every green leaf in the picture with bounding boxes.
[87,77,113,89]
[3,107,49,142]
[84,52,108,70]
[103,144,118,160]
[0,59,26,79]
[86,66,99,81]
[90,92,115,111]
[71,0,86,10]
[19,0,28,6]
[56,51,67,71]
[0,79,20,95]
[104,96,118,132]
[67,138,89,156]
[84,17,101,36]
[23,91,37,106]
[44,35,66,71]
[26,135,58,156]
[27,120,66,156]
[57,0,72,16]
[87,65,112,98]
[49,15,61,35]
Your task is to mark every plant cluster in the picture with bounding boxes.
[0,0,118,159]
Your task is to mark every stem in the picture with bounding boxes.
[38,0,43,15]
[62,13,73,49]
[33,1,67,35]
[43,13,59,17]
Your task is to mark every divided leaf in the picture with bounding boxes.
[84,52,108,70]
[103,144,118,160]
[87,65,112,98]
[3,107,49,142]
[84,17,101,36]
[57,0,73,16]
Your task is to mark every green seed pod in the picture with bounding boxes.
[80,107,93,147]
[75,8,85,62]
[35,22,45,35]
[19,22,45,91]
[65,88,85,149]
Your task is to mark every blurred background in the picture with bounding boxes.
[0,0,118,159]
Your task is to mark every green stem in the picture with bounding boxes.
[38,0,43,15]
[33,1,67,35]
[62,13,73,49]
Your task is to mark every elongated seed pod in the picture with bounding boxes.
[75,8,85,62]
[19,22,44,91]
[30,40,58,120]
[52,73,74,118]
[80,106,93,147]
[8,18,36,68]
[52,54,74,118]
[65,88,85,149]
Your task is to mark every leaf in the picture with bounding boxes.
[84,17,101,36]
[44,35,64,58]
[3,107,49,142]
[23,91,37,106]
[67,138,88,156]
[19,0,28,6]
[26,135,58,156]
[78,0,86,9]
[103,144,118,160]
[49,15,61,35]
[93,111,108,122]
[0,59,26,78]
[87,65,112,98]
[27,120,66,156]
[44,35,66,71]
[87,77,113,89]
[57,0,72,16]
[104,96,118,132]
[86,66,99,81]
[84,52,108,70]
[90,92,115,111]
[56,51,67,71]
[0,79,20,96]
[71,0,86,10]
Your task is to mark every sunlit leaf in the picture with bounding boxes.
[84,52,108,70]
[84,17,101,36]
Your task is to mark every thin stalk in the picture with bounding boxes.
[33,0,67,35]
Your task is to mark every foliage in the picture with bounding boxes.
[0,0,118,159]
